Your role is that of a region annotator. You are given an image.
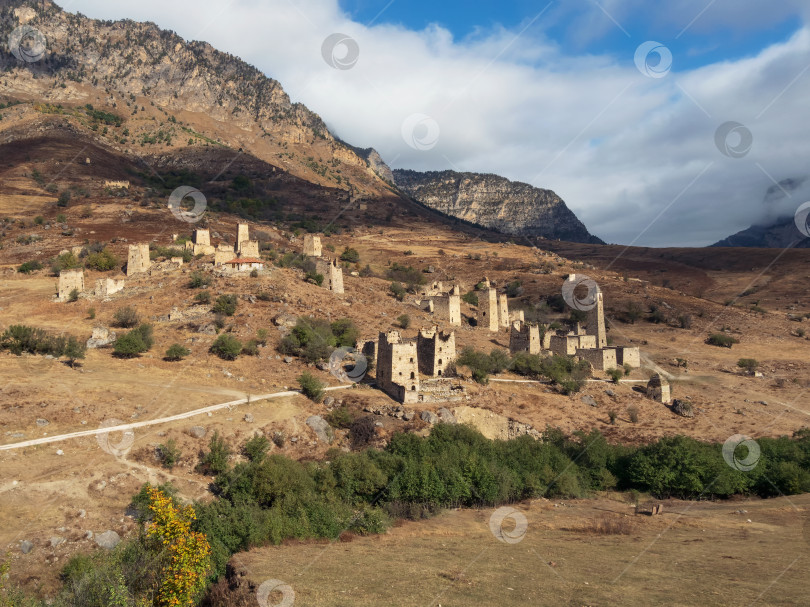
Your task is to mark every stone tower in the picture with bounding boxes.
[432,285,461,326]
[376,331,420,404]
[316,258,344,294]
[57,269,84,301]
[303,234,322,257]
[126,243,151,276]
[647,373,671,403]
[417,327,456,377]
[193,229,210,247]
[236,223,250,248]
[509,321,541,355]
[498,293,510,329]
[587,290,607,349]
[477,284,499,332]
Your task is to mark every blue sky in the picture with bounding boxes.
[340,0,804,71]
[66,0,810,246]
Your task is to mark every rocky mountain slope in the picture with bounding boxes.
[0,0,393,199]
[711,215,810,249]
[393,169,602,244]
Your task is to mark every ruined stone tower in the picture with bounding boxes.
[509,321,541,355]
[315,258,344,294]
[498,293,510,329]
[417,327,456,377]
[303,234,322,257]
[432,285,461,326]
[57,269,84,301]
[647,373,671,403]
[376,331,420,404]
[238,240,260,259]
[477,281,499,332]
[194,229,210,247]
[126,243,150,276]
[587,290,607,349]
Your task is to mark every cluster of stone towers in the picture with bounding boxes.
[188,223,260,263]
[508,276,640,373]
[475,278,520,331]
[372,327,462,404]
[419,282,461,326]
[300,233,344,294]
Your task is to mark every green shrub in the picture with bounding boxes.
[51,251,80,275]
[707,333,739,348]
[158,439,181,469]
[113,324,153,358]
[305,270,324,286]
[386,263,426,288]
[627,406,639,424]
[279,316,356,363]
[17,260,42,274]
[461,290,478,306]
[87,307,96,320]
[57,190,71,207]
[56,213,66,223]
[188,271,211,288]
[241,340,259,356]
[298,371,325,402]
[326,406,354,429]
[243,435,271,463]
[67,288,80,302]
[606,368,623,383]
[85,249,119,271]
[389,281,406,301]
[255,328,268,346]
[210,334,242,360]
[113,306,139,328]
[165,344,190,361]
[340,247,360,263]
[194,291,211,304]
[199,431,231,475]
[608,410,617,424]
[212,294,238,316]
[397,314,410,329]
[737,358,759,374]
[505,280,523,298]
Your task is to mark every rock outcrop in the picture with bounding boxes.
[393,169,601,244]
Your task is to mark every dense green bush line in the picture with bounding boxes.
[5,425,809,605]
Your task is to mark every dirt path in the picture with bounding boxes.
[0,385,352,451]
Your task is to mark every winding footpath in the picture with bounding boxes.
[0,385,352,452]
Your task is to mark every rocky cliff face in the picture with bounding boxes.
[393,169,601,244]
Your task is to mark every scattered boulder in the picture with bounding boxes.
[86,326,116,349]
[403,410,415,422]
[581,395,598,407]
[187,426,206,439]
[420,410,439,424]
[95,530,120,550]
[273,313,298,329]
[671,399,695,418]
[243,413,254,423]
[323,396,335,407]
[437,407,457,424]
[35,418,49,427]
[20,540,33,554]
[284,356,294,364]
[197,323,217,335]
[306,416,334,444]
[50,536,65,548]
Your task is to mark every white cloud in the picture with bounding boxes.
[65,0,810,246]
